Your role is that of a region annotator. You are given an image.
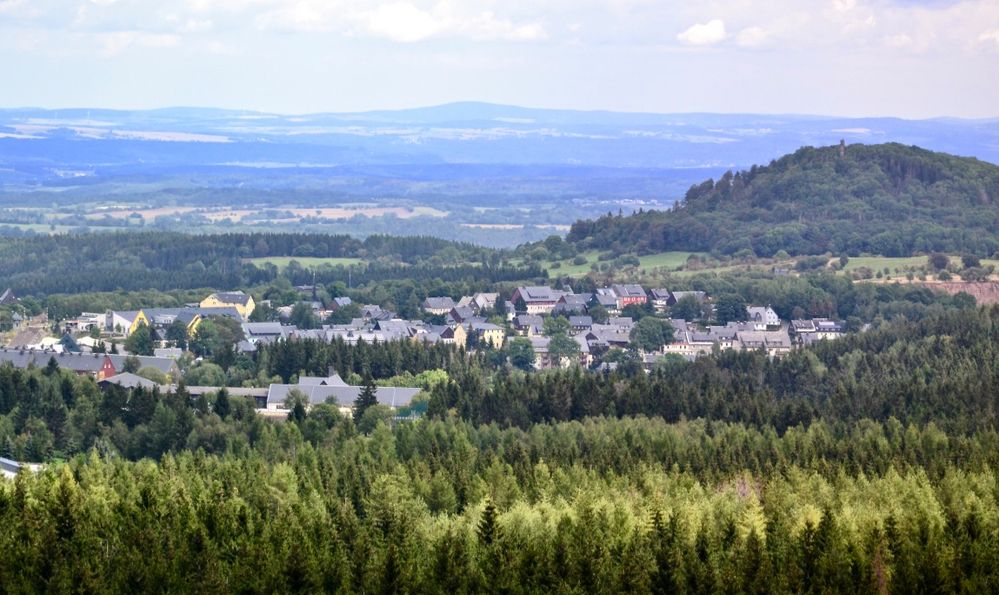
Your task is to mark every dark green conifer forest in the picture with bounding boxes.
[0,305,997,592]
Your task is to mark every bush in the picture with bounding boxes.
[928,252,950,271]
[962,254,982,269]
[572,256,588,266]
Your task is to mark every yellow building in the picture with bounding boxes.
[200,291,255,319]
[469,322,505,349]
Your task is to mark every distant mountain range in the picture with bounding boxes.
[1,102,998,206]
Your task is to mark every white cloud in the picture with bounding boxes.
[677,19,727,46]
[883,33,913,48]
[978,28,999,49]
[254,0,545,42]
[97,31,179,56]
[736,26,768,47]
[357,2,441,42]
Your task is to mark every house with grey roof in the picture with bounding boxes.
[99,372,161,390]
[668,291,708,306]
[264,374,421,413]
[736,330,792,357]
[610,284,648,310]
[568,316,593,332]
[422,297,456,316]
[243,322,296,345]
[649,289,672,312]
[553,293,591,316]
[108,354,179,377]
[511,286,567,314]
[746,306,780,330]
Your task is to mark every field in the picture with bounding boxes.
[245,256,364,268]
[544,250,700,277]
[840,255,929,272]
[85,205,449,222]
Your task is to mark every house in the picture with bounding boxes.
[553,293,591,316]
[528,335,591,369]
[568,316,593,332]
[0,349,117,379]
[0,288,18,306]
[467,322,505,349]
[107,354,179,378]
[420,324,467,346]
[242,322,295,344]
[264,373,421,414]
[62,312,104,334]
[511,286,566,315]
[667,291,708,307]
[330,297,353,310]
[458,292,500,314]
[142,308,203,337]
[200,291,255,319]
[735,330,793,357]
[611,284,648,310]
[374,319,420,341]
[447,306,477,324]
[422,297,456,316]
[106,310,148,336]
[98,372,161,390]
[649,289,672,312]
[592,288,620,312]
[746,306,780,330]
[792,318,846,345]
[514,314,544,336]
[360,305,395,321]
[471,292,499,313]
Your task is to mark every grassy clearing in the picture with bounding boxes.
[246,257,364,268]
[841,256,929,272]
[544,251,703,277]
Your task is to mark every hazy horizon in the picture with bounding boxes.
[1,101,997,122]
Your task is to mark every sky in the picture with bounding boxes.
[0,0,997,118]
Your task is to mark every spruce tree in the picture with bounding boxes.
[353,373,378,421]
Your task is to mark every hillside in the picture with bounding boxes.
[566,143,999,257]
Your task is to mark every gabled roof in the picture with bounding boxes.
[516,286,562,302]
[208,291,252,306]
[0,349,110,373]
[266,382,420,408]
[108,354,177,374]
[298,374,349,387]
[670,291,707,302]
[515,314,543,327]
[423,296,456,310]
[99,372,160,390]
[449,306,477,321]
[0,288,17,305]
[242,322,289,336]
[612,284,647,298]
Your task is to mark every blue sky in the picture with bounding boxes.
[0,0,996,117]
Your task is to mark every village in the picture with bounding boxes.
[0,283,850,417]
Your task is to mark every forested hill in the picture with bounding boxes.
[566,143,999,257]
